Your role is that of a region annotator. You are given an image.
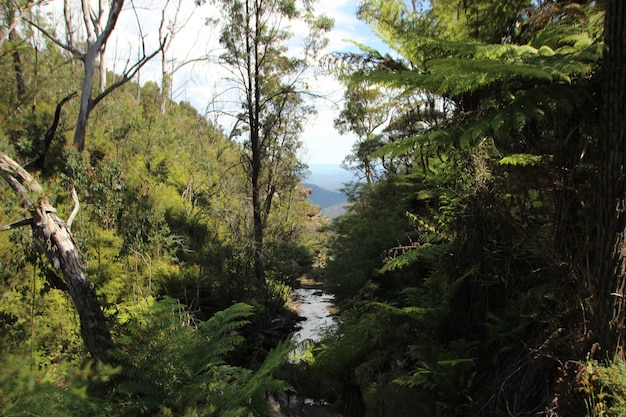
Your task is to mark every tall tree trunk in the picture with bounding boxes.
[594,0,626,358]
[9,30,25,97]
[74,46,98,151]
[160,48,171,114]
[0,153,115,362]
[63,0,76,50]
[249,0,266,286]
[99,47,107,93]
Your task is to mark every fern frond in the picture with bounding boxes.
[499,154,548,166]
[381,243,446,272]
[200,302,254,335]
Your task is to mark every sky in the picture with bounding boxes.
[101,0,387,167]
[39,0,387,166]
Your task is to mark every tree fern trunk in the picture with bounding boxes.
[594,0,626,358]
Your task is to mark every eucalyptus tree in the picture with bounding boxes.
[204,0,332,285]
[333,80,393,183]
[30,0,166,151]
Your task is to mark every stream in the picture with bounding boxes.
[268,283,342,417]
[291,287,337,346]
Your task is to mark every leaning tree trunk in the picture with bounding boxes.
[594,0,626,359]
[0,152,114,362]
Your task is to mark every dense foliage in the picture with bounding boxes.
[308,1,626,416]
[0,8,327,413]
[2,0,626,416]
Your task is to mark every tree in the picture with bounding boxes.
[205,0,332,285]
[0,153,114,361]
[594,0,626,358]
[334,80,393,183]
[156,0,199,114]
[0,0,43,51]
[30,0,166,151]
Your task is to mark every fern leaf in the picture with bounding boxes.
[499,154,547,166]
[380,243,446,272]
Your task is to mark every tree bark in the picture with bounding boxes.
[9,30,25,97]
[0,152,115,362]
[35,92,77,169]
[74,0,124,151]
[594,0,626,358]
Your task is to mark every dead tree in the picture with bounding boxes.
[29,0,167,151]
[0,152,114,362]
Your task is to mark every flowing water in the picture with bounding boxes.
[292,287,337,344]
[268,286,342,417]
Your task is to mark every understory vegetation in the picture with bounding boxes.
[2,0,626,416]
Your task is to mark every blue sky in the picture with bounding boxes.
[297,0,387,166]
[66,0,387,166]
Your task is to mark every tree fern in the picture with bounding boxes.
[109,298,290,416]
[196,302,255,364]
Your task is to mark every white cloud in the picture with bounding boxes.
[51,0,380,165]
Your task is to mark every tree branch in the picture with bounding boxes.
[67,187,80,230]
[0,152,115,362]
[26,19,84,59]
[91,36,167,108]
[0,218,33,231]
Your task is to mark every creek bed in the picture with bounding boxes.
[271,282,342,417]
[291,287,337,344]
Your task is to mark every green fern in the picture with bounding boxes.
[499,153,548,166]
[380,243,447,273]
[108,298,291,416]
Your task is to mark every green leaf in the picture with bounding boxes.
[499,154,546,166]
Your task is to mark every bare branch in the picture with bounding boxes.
[0,218,33,231]
[91,36,167,108]
[66,187,80,230]
[26,18,84,58]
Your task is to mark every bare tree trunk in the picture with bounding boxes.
[73,0,123,151]
[63,0,75,51]
[99,47,107,92]
[9,30,25,97]
[160,61,171,114]
[0,153,114,362]
[75,46,98,151]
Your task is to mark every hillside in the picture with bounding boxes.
[303,183,347,208]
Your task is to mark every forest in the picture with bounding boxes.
[1,0,626,416]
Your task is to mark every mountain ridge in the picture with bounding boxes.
[303,183,347,209]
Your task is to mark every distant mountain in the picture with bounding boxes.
[321,203,348,219]
[302,164,355,219]
[303,183,347,209]
[304,164,355,191]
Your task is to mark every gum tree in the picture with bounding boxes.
[204,0,332,285]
